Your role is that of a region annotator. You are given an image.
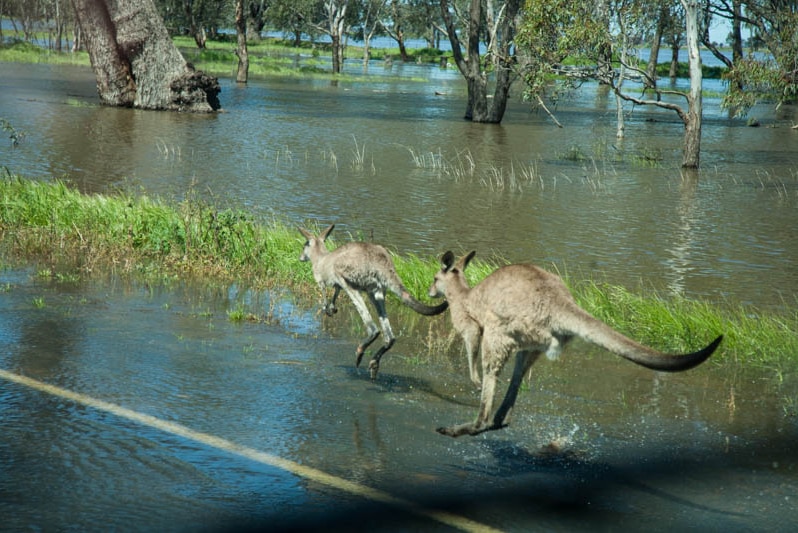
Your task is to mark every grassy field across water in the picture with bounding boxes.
[1,175,796,376]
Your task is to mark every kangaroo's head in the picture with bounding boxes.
[298,223,335,263]
[429,250,476,299]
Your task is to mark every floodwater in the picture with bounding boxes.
[1,58,797,531]
[1,61,797,310]
[0,269,795,532]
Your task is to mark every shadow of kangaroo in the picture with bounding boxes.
[299,224,448,379]
[429,250,723,438]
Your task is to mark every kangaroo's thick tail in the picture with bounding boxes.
[402,292,449,315]
[387,274,448,315]
[562,305,722,372]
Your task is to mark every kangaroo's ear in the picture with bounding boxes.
[320,224,335,241]
[441,251,455,272]
[458,250,476,271]
[298,227,313,240]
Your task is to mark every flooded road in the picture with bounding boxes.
[1,269,795,531]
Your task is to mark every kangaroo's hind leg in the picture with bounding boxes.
[491,350,542,430]
[340,285,381,368]
[365,289,395,380]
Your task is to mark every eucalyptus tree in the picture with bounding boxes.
[707,0,798,116]
[354,0,389,68]
[247,0,269,41]
[154,0,230,48]
[320,0,350,73]
[270,0,319,47]
[0,0,74,49]
[71,0,220,112]
[270,0,355,74]
[644,2,682,88]
[439,0,524,123]
[408,0,445,49]
[518,0,705,168]
[381,0,412,61]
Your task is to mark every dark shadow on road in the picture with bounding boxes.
[212,432,796,532]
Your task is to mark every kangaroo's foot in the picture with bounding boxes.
[436,420,506,438]
[470,376,482,391]
[323,303,338,316]
[355,346,365,367]
[368,359,380,380]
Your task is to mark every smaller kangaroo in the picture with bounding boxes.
[429,250,723,438]
[299,224,448,379]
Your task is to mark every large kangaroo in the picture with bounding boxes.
[429,250,723,438]
[299,224,448,379]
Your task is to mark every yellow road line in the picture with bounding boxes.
[0,368,502,533]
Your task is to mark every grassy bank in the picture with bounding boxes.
[1,36,723,83]
[0,37,436,82]
[1,175,796,372]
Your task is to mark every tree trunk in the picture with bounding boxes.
[681,0,702,169]
[362,37,371,70]
[731,0,744,63]
[669,42,679,82]
[645,10,666,89]
[247,0,267,42]
[397,28,409,62]
[331,34,342,73]
[440,0,520,124]
[235,0,249,83]
[326,2,348,74]
[71,0,220,112]
[184,0,206,49]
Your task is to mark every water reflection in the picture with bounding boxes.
[664,171,701,296]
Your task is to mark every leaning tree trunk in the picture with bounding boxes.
[681,0,703,169]
[70,0,220,112]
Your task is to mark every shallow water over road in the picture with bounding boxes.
[1,62,797,310]
[0,270,795,531]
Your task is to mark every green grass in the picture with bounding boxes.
[0,35,441,83]
[1,175,796,374]
[0,40,90,66]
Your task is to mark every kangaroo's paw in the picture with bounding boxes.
[323,304,338,316]
[368,359,380,380]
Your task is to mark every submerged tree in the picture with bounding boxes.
[439,0,523,123]
[71,0,220,112]
[709,0,798,116]
[518,0,705,168]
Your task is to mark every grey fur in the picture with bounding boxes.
[299,224,448,379]
[429,250,722,437]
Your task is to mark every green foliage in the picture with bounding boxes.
[722,5,798,116]
[516,0,609,101]
[722,57,793,118]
